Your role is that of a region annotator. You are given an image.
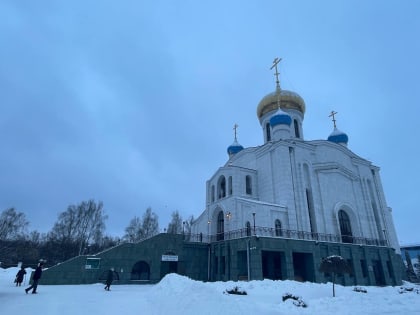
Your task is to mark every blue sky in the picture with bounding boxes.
[1,1,419,244]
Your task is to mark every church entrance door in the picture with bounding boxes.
[292,252,315,282]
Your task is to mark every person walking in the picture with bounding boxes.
[25,262,44,294]
[15,266,27,286]
[104,268,114,291]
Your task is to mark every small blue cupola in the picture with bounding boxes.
[227,139,244,157]
[328,128,349,146]
[327,110,348,146]
[227,124,244,158]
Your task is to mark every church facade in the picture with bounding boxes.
[40,61,403,286]
[190,59,402,285]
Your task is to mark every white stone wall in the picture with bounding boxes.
[192,106,399,253]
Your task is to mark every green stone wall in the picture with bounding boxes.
[40,233,403,286]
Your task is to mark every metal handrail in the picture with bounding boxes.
[184,226,387,247]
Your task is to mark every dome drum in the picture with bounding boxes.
[270,113,292,127]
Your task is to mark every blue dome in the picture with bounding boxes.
[227,140,244,156]
[270,111,292,127]
[328,128,349,144]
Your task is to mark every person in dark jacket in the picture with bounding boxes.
[104,268,114,291]
[25,262,44,294]
[15,266,27,286]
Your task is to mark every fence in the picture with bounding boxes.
[184,226,387,246]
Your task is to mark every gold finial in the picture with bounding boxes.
[233,123,239,140]
[270,57,282,90]
[329,110,338,128]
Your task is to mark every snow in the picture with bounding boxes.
[1,267,420,315]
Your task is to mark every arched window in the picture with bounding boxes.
[246,175,252,195]
[266,123,271,142]
[217,211,224,241]
[211,185,215,202]
[275,219,282,236]
[217,176,226,199]
[130,261,150,280]
[294,119,300,138]
[246,221,251,236]
[228,176,233,195]
[338,210,353,243]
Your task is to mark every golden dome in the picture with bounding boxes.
[257,89,306,119]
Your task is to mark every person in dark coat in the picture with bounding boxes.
[15,266,27,286]
[25,262,44,294]
[104,268,114,291]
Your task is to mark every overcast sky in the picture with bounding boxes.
[1,1,419,244]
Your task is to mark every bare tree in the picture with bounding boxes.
[0,208,29,240]
[124,216,143,242]
[167,210,182,234]
[124,207,159,242]
[142,207,159,238]
[184,215,194,235]
[49,200,107,256]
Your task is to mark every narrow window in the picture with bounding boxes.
[228,176,232,195]
[217,211,224,241]
[211,185,215,202]
[306,189,316,233]
[266,122,271,142]
[338,210,353,243]
[275,219,282,236]
[246,175,252,195]
[294,119,300,138]
[246,221,251,236]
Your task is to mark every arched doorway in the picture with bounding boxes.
[131,261,150,280]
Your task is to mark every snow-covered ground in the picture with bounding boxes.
[1,267,419,315]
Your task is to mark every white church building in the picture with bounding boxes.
[191,59,402,285]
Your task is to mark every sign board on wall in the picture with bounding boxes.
[161,255,178,262]
[85,258,101,269]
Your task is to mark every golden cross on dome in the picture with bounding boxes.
[329,110,338,128]
[233,123,239,140]
[270,57,282,89]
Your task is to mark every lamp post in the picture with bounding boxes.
[207,220,211,281]
[183,221,185,235]
[247,238,251,281]
[252,212,256,236]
